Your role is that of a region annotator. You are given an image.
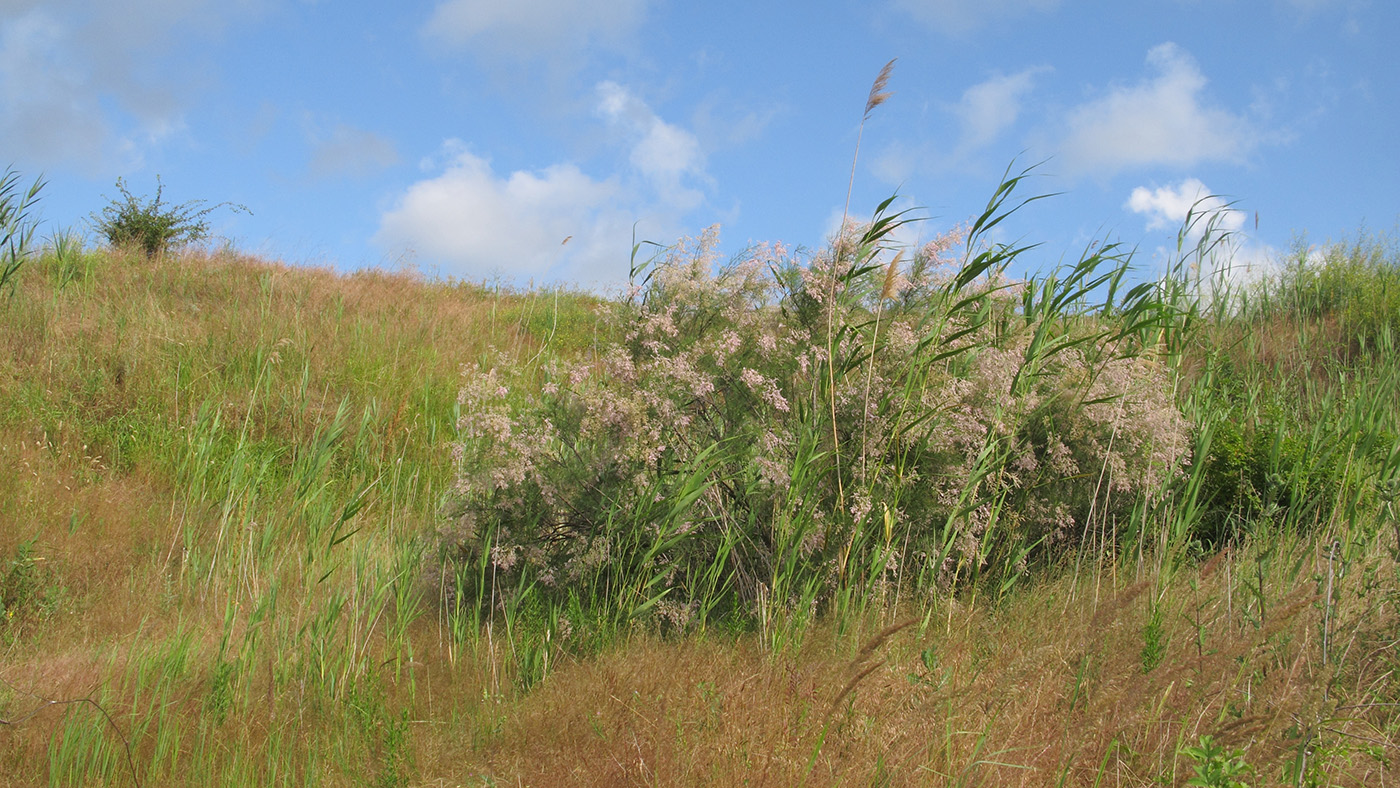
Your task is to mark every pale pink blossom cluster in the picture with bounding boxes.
[443,220,1192,626]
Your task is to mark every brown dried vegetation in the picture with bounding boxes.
[0,227,1396,786]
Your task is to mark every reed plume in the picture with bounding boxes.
[864,58,895,119]
[828,58,898,518]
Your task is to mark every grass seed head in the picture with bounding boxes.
[864,58,896,119]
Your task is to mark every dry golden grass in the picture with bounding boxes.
[0,248,541,786]
[2,247,1395,787]
[403,543,1398,787]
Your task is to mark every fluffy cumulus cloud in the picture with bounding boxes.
[1126,178,1245,233]
[892,0,1059,34]
[376,81,710,286]
[0,0,257,171]
[1127,178,1276,288]
[422,0,648,56]
[374,142,632,284]
[1058,43,1261,176]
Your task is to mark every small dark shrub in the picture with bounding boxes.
[1196,417,1351,546]
[0,539,56,639]
[92,176,249,258]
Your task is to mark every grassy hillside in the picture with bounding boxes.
[1,205,1398,786]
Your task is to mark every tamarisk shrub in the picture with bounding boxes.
[442,188,1190,638]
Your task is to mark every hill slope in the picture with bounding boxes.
[1,240,1398,787]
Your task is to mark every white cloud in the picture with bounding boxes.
[306,123,401,180]
[1126,178,1245,233]
[952,66,1049,154]
[0,9,109,169]
[374,143,636,285]
[377,82,711,286]
[892,0,1059,35]
[0,1,258,172]
[1127,178,1276,292]
[422,0,647,55]
[1058,43,1261,176]
[594,81,709,211]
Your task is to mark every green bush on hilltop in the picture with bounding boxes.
[1260,231,1400,357]
[91,175,249,259]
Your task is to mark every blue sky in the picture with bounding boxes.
[3,0,1395,288]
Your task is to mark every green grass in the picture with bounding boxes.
[1,67,1397,781]
[0,233,592,786]
[0,217,1393,786]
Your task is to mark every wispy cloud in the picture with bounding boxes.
[0,9,109,170]
[305,121,401,180]
[1278,0,1361,14]
[1276,0,1368,33]
[0,0,258,172]
[951,66,1049,155]
[1057,43,1262,176]
[691,93,781,150]
[892,0,1059,35]
[594,81,709,212]
[869,66,1046,183]
[422,0,648,57]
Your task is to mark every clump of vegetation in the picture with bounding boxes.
[91,175,249,258]
[442,183,1193,648]
[0,166,44,295]
[431,62,1202,655]
[1182,735,1253,788]
[1181,230,1400,547]
[1,60,1396,787]
[1267,231,1400,357]
[0,539,56,642]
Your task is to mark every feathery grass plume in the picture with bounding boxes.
[824,617,916,723]
[865,58,895,118]
[829,57,898,515]
[879,250,904,302]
